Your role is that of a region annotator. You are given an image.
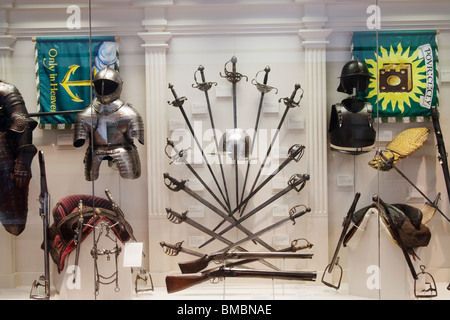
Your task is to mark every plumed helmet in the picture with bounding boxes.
[220,128,250,161]
[93,66,123,104]
[337,61,373,94]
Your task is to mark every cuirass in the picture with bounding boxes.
[328,100,376,155]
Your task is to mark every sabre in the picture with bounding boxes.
[163,173,278,251]
[160,241,205,258]
[217,204,311,253]
[165,138,229,213]
[239,66,277,211]
[165,208,280,271]
[168,83,230,209]
[211,144,305,232]
[239,83,304,216]
[192,65,231,210]
[200,173,310,248]
[378,152,450,223]
[220,56,248,208]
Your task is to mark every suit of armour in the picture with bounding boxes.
[73,67,144,181]
[0,80,37,235]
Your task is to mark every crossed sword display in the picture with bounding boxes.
[163,59,313,282]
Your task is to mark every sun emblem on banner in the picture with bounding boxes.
[365,43,427,114]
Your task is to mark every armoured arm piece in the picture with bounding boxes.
[122,103,144,145]
[73,107,94,148]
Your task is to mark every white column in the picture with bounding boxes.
[138,31,172,280]
[298,28,332,271]
[0,35,16,81]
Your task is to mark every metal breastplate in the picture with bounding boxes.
[73,99,144,181]
[328,101,376,155]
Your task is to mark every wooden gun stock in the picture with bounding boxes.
[166,267,317,294]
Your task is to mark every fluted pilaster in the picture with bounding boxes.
[138,31,172,276]
[298,28,332,270]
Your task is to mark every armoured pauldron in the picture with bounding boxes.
[328,101,376,155]
[73,99,144,181]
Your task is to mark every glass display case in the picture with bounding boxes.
[0,0,448,302]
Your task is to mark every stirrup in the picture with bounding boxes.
[321,258,343,290]
[29,277,49,300]
[134,268,154,293]
[414,265,437,298]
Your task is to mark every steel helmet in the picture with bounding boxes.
[93,66,123,104]
[337,60,373,94]
[220,128,250,161]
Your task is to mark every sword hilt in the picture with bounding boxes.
[288,204,311,225]
[287,144,306,162]
[279,83,303,108]
[251,66,278,94]
[160,241,183,256]
[167,83,187,108]
[220,56,248,83]
[192,65,217,92]
[163,173,186,191]
[288,173,310,192]
[289,238,313,251]
[165,208,187,224]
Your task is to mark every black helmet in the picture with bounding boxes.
[337,60,373,94]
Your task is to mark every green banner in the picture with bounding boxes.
[352,30,438,121]
[35,36,118,129]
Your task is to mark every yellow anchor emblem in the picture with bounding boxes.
[60,65,92,102]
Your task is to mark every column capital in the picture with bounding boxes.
[138,32,172,51]
[0,35,16,54]
[298,28,332,48]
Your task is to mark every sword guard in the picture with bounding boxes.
[279,83,303,108]
[288,173,309,192]
[288,204,310,225]
[192,65,217,92]
[165,138,189,164]
[160,241,183,256]
[167,83,187,108]
[290,238,313,251]
[251,66,278,94]
[166,208,187,224]
[220,56,248,84]
[163,173,186,191]
[288,144,306,162]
